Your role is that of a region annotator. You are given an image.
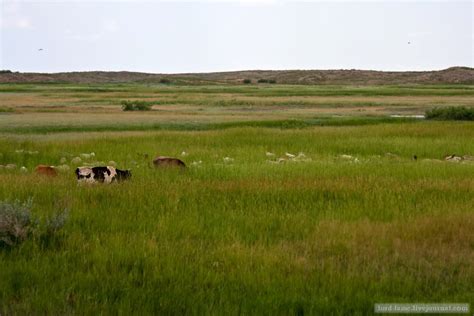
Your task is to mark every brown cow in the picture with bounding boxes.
[153,156,186,168]
[35,165,58,177]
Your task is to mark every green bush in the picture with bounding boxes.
[121,100,153,111]
[243,79,252,84]
[0,107,14,113]
[425,106,474,121]
[159,78,171,84]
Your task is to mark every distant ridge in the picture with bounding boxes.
[1,67,473,85]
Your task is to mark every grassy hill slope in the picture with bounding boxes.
[1,67,473,85]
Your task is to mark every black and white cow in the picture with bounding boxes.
[75,166,131,183]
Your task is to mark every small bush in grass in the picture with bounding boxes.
[243,79,252,84]
[159,78,171,84]
[121,100,153,111]
[0,199,35,248]
[0,199,68,249]
[425,106,474,121]
[122,101,135,111]
[134,102,152,111]
[40,209,69,248]
[0,107,14,113]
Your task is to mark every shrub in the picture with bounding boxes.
[0,70,12,74]
[122,101,135,111]
[0,107,14,113]
[243,79,252,84]
[425,106,474,121]
[121,100,153,111]
[0,199,35,247]
[257,79,276,84]
[44,209,68,236]
[40,209,68,248]
[0,199,68,249]
[159,78,171,84]
[134,102,152,111]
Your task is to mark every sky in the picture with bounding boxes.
[0,0,473,73]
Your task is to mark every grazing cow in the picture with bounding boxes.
[75,166,131,183]
[35,165,58,177]
[153,156,186,168]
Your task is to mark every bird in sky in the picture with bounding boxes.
[38,48,43,51]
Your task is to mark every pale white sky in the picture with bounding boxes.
[1,0,473,73]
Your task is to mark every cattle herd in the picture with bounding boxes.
[29,153,474,183]
[34,156,186,183]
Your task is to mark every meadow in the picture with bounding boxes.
[0,83,473,314]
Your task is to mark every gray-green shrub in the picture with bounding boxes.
[0,199,35,247]
[0,199,68,249]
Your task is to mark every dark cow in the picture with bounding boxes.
[153,156,186,168]
[35,165,58,177]
[75,166,131,183]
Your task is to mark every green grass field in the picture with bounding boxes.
[1,84,473,314]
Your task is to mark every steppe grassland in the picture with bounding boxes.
[0,83,473,314]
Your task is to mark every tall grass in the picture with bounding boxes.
[1,82,473,313]
[0,122,473,314]
[0,116,417,134]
